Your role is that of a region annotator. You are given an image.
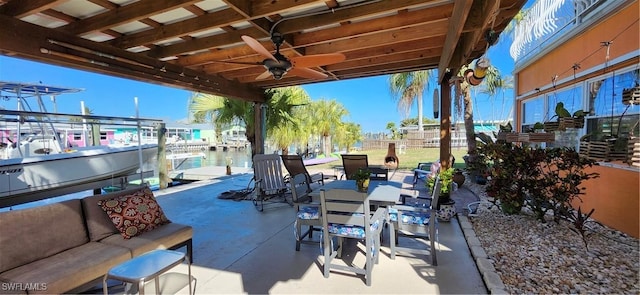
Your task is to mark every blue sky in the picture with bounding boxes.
[0,36,515,133]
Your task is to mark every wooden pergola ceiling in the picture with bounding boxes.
[0,0,525,102]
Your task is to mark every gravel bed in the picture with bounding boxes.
[465,178,640,294]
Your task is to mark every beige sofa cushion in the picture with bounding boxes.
[82,185,151,241]
[0,242,130,294]
[99,222,193,257]
[0,199,88,273]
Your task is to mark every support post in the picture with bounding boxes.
[158,123,169,189]
[254,103,265,155]
[440,71,452,170]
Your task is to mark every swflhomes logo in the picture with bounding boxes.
[1,282,47,291]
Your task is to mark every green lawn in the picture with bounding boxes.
[313,147,469,171]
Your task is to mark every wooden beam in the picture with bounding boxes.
[437,0,474,82]
[293,6,452,46]
[277,0,451,34]
[110,8,245,49]
[222,0,252,18]
[175,44,275,67]
[0,0,65,18]
[251,0,323,18]
[446,0,500,75]
[305,24,447,55]
[326,48,442,71]
[61,0,201,35]
[146,27,264,59]
[0,14,264,102]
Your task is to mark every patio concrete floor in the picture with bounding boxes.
[102,168,485,294]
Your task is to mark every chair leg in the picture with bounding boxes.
[365,238,373,286]
[295,221,302,251]
[323,236,331,278]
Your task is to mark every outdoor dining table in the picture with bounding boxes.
[309,180,402,246]
[309,180,403,207]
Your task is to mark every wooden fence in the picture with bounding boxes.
[362,129,469,150]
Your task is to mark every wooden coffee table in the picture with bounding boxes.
[103,249,192,295]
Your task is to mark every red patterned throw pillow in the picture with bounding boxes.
[98,187,171,239]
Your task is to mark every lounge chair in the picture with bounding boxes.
[281,154,333,186]
[252,154,292,211]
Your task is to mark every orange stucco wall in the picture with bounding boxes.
[575,165,640,238]
[516,1,639,95]
[514,2,640,238]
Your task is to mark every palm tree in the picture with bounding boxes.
[310,99,349,156]
[334,122,362,153]
[454,63,501,168]
[189,93,255,152]
[266,87,311,154]
[389,70,435,131]
[479,67,514,121]
[386,122,397,139]
[189,86,309,157]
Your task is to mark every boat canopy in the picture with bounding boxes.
[0,81,82,97]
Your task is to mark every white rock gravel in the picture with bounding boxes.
[465,179,640,294]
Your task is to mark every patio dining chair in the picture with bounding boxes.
[252,154,292,211]
[389,177,442,265]
[342,154,387,181]
[341,154,368,180]
[320,188,386,286]
[281,154,333,186]
[290,173,322,251]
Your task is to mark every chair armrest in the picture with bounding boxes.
[370,207,387,224]
[309,172,324,182]
[294,195,313,204]
[392,204,431,213]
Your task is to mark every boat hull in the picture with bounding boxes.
[0,145,157,202]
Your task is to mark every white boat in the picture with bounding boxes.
[0,81,159,207]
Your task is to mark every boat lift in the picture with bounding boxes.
[0,81,163,208]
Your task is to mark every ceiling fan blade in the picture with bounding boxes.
[255,70,273,80]
[288,67,327,79]
[241,35,276,61]
[290,53,345,68]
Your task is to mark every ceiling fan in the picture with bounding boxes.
[216,32,345,81]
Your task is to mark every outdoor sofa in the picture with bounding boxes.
[0,185,192,294]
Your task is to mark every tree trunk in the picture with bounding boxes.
[463,84,476,155]
[417,93,424,131]
[322,134,332,156]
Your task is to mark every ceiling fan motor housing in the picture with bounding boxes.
[263,52,292,79]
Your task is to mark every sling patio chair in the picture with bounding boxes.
[290,173,323,251]
[341,154,387,181]
[281,154,333,186]
[320,188,386,286]
[252,154,293,212]
[389,177,442,265]
[340,154,368,180]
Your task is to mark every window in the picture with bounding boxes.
[585,69,640,141]
[547,85,584,119]
[522,96,545,131]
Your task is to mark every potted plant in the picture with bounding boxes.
[351,168,370,192]
[427,167,457,221]
[533,122,545,133]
